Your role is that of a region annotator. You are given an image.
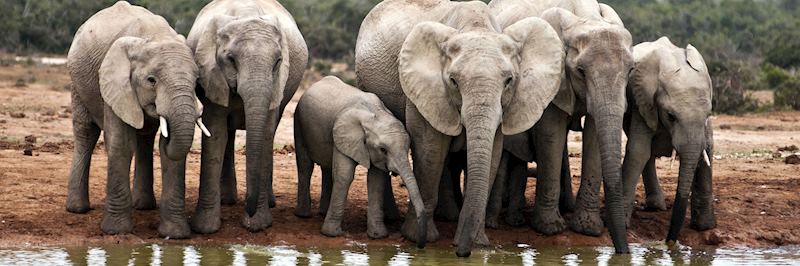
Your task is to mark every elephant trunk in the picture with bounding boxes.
[238,57,276,217]
[667,144,702,242]
[455,97,501,257]
[394,159,427,248]
[594,105,629,254]
[162,80,198,161]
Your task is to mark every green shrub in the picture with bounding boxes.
[775,77,800,110]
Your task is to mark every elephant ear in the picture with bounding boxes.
[502,17,565,135]
[685,44,707,72]
[598,3,625,27]
[196,14,234,107]
[333,108,373,168]
[398,22,460,136]
[99,36,147,129]
[540,8,579,115]
[629,45,661,131]
[259,15,292,110]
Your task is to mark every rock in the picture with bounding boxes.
[778,145,799,152]
[24,135,36,144]
[23,148,33,156]
[10,112,25,118]
[719,124,732,129]
[785,155,800,165]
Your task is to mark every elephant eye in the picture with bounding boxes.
[146,76,157,86]
[449,76,458,88]
[380,147,387,154]
[667,113,677,122]
[576,66,586,77]
[273,57,282,70]
[504,76,514,88]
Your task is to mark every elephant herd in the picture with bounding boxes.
[64,0,715,257]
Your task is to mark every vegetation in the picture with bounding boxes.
[1,0,798,112]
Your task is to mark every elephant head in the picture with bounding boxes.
[332,98,428,248]
[99,36,202,161]
[541,5,634,253]
[397,17,564,256]
[195,14,292,216]
[629,37,713,242]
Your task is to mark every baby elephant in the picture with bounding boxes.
[294,76,426,247]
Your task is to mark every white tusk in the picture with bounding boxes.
[669,150,676,169]
[196,98,204,116]
[159,116,169,138]
[197,118,211,137]
[703,150,711,166]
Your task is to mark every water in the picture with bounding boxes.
[0,243,797,265]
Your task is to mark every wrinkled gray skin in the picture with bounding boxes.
[293,77,428,247]
[622,37,716,242]
[490,0,634,253]
[65,1,201,238]
[356,0,564,257]
[186,0,308,233]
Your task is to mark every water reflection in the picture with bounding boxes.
[0,242,797,265]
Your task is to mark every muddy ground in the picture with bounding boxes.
[0,62,799,250]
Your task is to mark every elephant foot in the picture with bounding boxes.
[568,208,603,236]
[242,208,273,232]
[133,195,157,210]
[158,219,191,239]
[485,215,500,229]
[530,206,566,235]
[268,193,276,208]
[402,216,439,243]
[367,222,389,239]
[644,194,667,211]
[294,205,312,218]
[190,207,221,234]
[505,209,526,227]
[100,213,133,235]
[690,207,717,231]
[476,229,490,246]
[66,198,91,214]
[434,203,460,222]
[321,221,344,237]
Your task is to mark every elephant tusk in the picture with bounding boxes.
[197,118,212,137]
[703,150,711,166]
[669,150,676,169]
[196,98,204,116]
[159,116,169,138]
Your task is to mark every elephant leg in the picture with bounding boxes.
[504,155,528,227]
[220,130,238,205]
[621,112,654,223]
[690,146,716,230]
[530,106,568,235]
[401,104,451,243]
[382,174,402,222]
[570,116,604,236]
[66,97,100,214]
[321,150,357,237]
[486,151,509,229]
[559,143,576,213]
[642,157,666,211]
[319,167,333,216]
[435,157,462,222]
[133,133,157,210]
[294,132,315,218]
[367,167,390,239]
[157,135,190,238]
[191,106,228,234]
[100,108,136,235]
[242,111,278,231]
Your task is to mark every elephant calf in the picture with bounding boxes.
[622,37,716,243]
[294,76,426,247]
[65,1,203,238]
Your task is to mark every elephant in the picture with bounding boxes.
[293,76,427,247]
[186,0,308,233]
[65,1,203,238]
[355,0,564,257]
[489,0,635,253]
[621,37,716,243]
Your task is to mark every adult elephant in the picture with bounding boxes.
[622,37,716,242]
[355,0,564,257]
[489,0,634,253]
[186,0,308,233]
[65,1,203,238]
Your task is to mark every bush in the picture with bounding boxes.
[775,77,800,110]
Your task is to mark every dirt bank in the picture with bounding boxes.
[0,62,799,250]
